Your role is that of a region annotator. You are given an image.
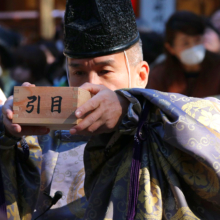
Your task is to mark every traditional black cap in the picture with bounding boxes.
[64,0,139,58]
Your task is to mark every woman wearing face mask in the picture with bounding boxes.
[148,11,220,97]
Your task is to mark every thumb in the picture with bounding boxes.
[22,82,36,87]
[80,83,106,95]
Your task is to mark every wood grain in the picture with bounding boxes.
[12,86,91,130]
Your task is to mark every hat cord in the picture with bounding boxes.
[124,51,131,88]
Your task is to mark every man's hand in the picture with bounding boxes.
[70,83,129,136]
[2,82,50,138]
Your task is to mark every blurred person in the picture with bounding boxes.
[11,45,51,89]
[0,26,20,97]
[203,19,220,54]
[46,53,68,86]
[148,11,220,97]
[54,22,64,52]
[0,25,21,49]
[39,40,60,64]
[139,31,164,66]
[211,9,220,33]
[38,40,67,86]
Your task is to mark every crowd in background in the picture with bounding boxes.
[1,9,220,99]
[0,22,67,99]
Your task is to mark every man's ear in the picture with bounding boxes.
[135,61,149,88]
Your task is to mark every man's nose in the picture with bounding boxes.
[87,72,101,85]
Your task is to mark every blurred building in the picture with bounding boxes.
[0,0,66,43]
[0,0,220,42]
[137,0,220,33]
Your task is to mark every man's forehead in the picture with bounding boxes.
[68,52,123,66]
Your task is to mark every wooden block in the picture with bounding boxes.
[12,86,92,130]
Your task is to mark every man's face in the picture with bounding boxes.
[67,52,147,90]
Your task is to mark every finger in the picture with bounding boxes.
[3,115,22,137]
[86,120,104,134]
[2,98,13,120]
[5,108,13,120]
[11,123,22,134]
[80,83,106,95]
[3,105,13,120]
[71,107,102,134]
[12,124,49,137]
[3,114,49,137]
[75,94,102,118]
[70,120,104,136]
[22,82,36,87]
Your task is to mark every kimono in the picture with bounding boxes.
[83,89,220,220]
[1,88,220,220]
[0,122,88,220]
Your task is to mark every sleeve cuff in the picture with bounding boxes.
[116,89,142,135]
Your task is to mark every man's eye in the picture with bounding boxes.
[99,70,110,75]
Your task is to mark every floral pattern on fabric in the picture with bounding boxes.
[84,89,220,220]
[0,128,88,220]
[0,136,41,220]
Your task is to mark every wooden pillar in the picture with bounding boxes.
[39,0,55,39]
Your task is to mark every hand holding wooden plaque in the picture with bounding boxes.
[12,86,92,130]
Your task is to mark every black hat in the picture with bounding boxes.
[64,0,139,58]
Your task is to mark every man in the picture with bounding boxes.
[0,0,148,219]
[1,1,220,220]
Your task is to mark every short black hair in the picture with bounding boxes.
[165,11,205,45]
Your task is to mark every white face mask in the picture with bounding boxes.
[180,44,206,65]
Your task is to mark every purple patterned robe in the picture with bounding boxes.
[84,89,220,220]
[0,127,89,220]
